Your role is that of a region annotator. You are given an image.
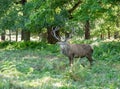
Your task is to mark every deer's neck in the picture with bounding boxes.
[61,43,70,56]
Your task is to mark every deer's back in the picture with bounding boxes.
[69,44,93,57]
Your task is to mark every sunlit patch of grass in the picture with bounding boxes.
[63,62,91,82]
[10,76,70,89]
[0,40,120,88]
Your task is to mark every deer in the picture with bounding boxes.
[52,27,94,66]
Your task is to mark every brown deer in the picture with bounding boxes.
[52,27,93,66]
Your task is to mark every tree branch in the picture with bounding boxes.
[68,0,82,14]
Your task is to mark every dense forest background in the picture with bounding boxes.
[0,0,120,89]
[0,0,120,43]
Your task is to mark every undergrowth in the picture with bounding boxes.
[0,40,120,89]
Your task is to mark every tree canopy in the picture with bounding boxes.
[0,0,120,41]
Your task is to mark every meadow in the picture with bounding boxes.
[0,40,120,89]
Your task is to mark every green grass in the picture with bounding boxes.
[0,40,120,89]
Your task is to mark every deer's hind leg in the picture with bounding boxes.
[86,54,93,66]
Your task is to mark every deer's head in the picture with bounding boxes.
[52,27,74,49]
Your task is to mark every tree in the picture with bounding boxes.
[25,0,71,43]
[84,20,90,39]
[0,0,119,42]
[20,0,30,41]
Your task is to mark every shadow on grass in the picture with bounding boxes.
[0,40,120,89]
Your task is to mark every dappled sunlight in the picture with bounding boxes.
[44,55,58,61]
[90,39,120,47]
[25,76,65,88]
[22,55,39,60]
[91,41,99,46]
[0,62,70,88]
[0,69,23,79]
[53,82,63,87]
[0,61,25,79]
[103,38,119,42]
[23,76,70,88]
[0,70,70,88]
[0,41,120,89]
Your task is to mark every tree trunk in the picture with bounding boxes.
[21,0,30,41]
[21,30,30,41]
[47,27,59,44]
[84,20,90,39]
[16,30,18,42]
[68,0,82,19]
[9,30,11,41]
[21,0,26,5]
[107,29,110,39]
[1,30,5,41]
[100,34,104,39]
[114,18,119,39]
[114,32,119,39]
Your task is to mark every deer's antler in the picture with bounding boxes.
[52,27,61,41]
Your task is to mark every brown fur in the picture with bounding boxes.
[57,42,93,66]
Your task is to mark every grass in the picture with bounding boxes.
[0,40,120,89]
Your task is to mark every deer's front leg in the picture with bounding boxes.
[69,56,73,66]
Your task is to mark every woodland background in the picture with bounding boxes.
[0,0,120,89]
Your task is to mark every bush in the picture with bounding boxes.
[93,41,120,61]
[0,41,58,53]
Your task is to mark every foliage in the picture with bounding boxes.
[0,41,58,53]
[0,40,120,88]
[26,0,70,31]
[0,0,13,17]
[0,0,120,88]
[93,41,120,61]
[0,0,119,39]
